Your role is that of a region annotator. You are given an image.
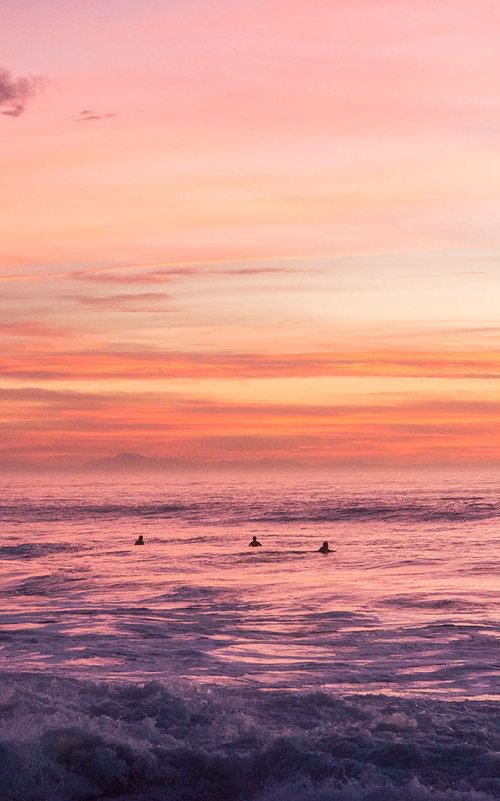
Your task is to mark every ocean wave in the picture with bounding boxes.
[0,674,498,801]
[252,502,500,525]
[3,568,90,597]
[0,542,86,560]
[383,595,486,612]
[1,495,499,526]
[165,585,229,602]
[0,501,187,523]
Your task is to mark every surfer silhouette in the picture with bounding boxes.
[249,536,262,547]
[134,535,144,545]
[317,540,333,554]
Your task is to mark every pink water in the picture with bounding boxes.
[0,471,499,800]
[1,471,498,698]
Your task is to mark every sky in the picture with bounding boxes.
[1,0,499,470]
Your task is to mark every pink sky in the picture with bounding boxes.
[1,1,499,468]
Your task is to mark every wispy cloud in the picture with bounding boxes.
[74,292,172,312]
[0,321,72,339]
[2,347,500,381]
[75,109,117,122]
[2,386,499,467]
[0,66,40,117]
[0,386,109,409]
[70,264,310,285]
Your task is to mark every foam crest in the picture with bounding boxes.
[0,674,498,801]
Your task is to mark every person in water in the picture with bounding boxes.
[317,540,333,553]
[249,535,262,547]
[134,535,144,545]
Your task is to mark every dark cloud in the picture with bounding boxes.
[0,66,40,117]
[75,109,117,122]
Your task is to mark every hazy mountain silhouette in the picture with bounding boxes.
[0,451,308,474]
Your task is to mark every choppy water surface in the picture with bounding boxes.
[0,472,499,800]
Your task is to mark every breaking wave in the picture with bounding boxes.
[0,674,498,801]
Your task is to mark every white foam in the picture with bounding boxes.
[0,674,498,801]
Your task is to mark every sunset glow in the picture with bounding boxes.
[1,0,499,469]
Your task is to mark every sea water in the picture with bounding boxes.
[0,472,499,800]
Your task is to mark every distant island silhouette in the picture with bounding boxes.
[0,452,347,474]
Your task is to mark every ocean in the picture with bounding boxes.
[0,471,499,800]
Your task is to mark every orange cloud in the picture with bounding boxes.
[1,347,500,381]
[0,321,73,338]
[1,387,499,467]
